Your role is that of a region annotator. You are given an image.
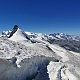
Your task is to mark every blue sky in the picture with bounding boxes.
[0,0,80,34]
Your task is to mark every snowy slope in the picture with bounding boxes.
[0,26,80,80]
[0,37,59,80]
[9,28,30,41]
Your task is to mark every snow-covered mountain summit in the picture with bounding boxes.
[0,25,80,80]
[8,25,30,41]
[1,25,80,42]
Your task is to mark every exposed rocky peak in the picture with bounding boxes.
[8,25,19,38]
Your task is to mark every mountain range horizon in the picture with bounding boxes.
[0,25,80,35]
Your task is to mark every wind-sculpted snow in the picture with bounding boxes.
[47,61,78,80]
[0,56,59,80]
[0,37,56,60]
[1,26,80,80]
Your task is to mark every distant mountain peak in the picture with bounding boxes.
[8,25,31,41]
[8,25,19,38]
[13,25,19,29]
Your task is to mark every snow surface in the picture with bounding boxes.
[47,61,78,80]
[47,44,69,62]
[9,28,28,41]
[0,27,80,80]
